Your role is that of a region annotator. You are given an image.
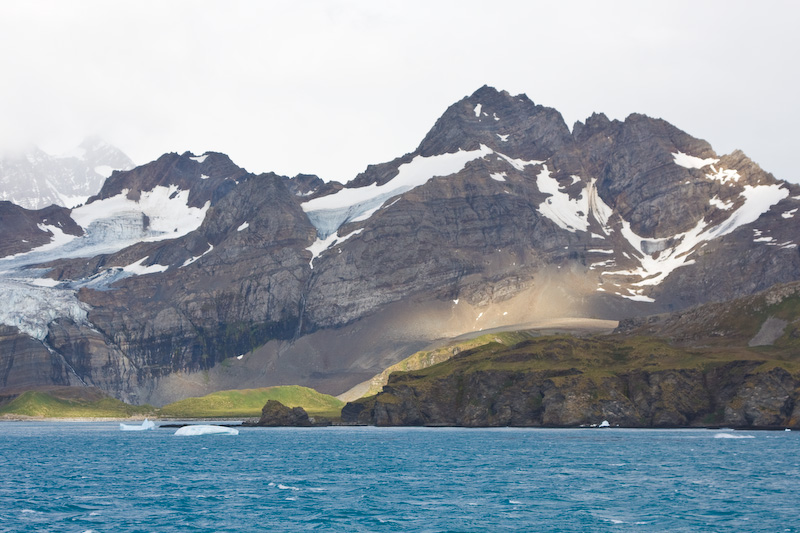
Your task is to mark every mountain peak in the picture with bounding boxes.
[415,86,571,160]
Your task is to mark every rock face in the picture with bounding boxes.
[0,202,83,257]
[2,85,800,405]
[343,282,800,428]
[250,400,312,427]
[342,356,800,429]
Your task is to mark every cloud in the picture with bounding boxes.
[1,0,798,182]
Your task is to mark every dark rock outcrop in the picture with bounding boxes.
[342,362,800,429]
[0,202,83,257]
[248,399,313,427]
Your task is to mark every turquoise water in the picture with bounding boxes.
[0,423,797,532]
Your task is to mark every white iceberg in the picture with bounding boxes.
[120,418,156,431]
[598,420,610,428]
[173,424,239,436]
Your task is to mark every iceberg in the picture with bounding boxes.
[119,418,156,431]
[598,420,610,428]
[173,424,239,436]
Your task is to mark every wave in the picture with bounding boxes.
[714,433,755,439]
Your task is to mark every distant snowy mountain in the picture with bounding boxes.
[0,138,134,209]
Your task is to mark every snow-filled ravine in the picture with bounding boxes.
[597,157,791,302]
[0,184,210,340]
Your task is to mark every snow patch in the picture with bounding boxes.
[181,244,214,267]
[782,209,797,219]
[306,228,363,268]
[473,104,482,117]
[237,221,249,232]
[496,153,544,171]
[709,196,734,210]
[190,154,208,164]
[496,134,509,142]
[200,174,210,180]
[706,165,741,185]
[490,172,507,182]
[122,257,169,276]
[536,166,589,232]
[672,152,718,169]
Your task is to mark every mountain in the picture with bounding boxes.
[0,137,134,209]
[1,86,799,406]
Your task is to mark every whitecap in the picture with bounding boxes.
[277,484,300,491]
[714,433,755,439]
[509,500,523,505]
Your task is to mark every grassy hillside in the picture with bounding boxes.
[0,388,153,419]
[159,385,345,419]
[344,331,800,427]
[400,334,800,386]
[361,330,541,397]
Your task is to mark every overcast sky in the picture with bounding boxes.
[1,1,798,183]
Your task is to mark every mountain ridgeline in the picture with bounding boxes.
[1,86,799,406]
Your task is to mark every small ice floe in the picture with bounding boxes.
[598,420,610,428]
[120,418,155,431]
[785,428,792,432]
[174,425,239,436]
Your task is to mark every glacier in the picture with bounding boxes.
[302,145,493,238]
[0,277,89,341]
[0,184,211,341]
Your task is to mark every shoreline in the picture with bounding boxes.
[0,415,793,431]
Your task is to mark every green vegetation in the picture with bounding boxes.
[0,385,343,420]
[383,331,800,394]
[0,388,154,419]
[159,385,345,419]
[363,330,539,397]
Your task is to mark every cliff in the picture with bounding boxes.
[342,335,800,428]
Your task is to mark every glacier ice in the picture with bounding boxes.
[0,278,89,341]
[174,425,239,436]
[302,146,492,238]
[120,418,156,431]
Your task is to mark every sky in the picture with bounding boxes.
[1,1,798,184]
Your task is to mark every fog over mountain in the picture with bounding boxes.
[0,138,134,209]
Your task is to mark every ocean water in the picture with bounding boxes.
[0,424,797,532]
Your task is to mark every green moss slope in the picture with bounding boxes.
[159,385,344,419]
[0,388,153,418]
